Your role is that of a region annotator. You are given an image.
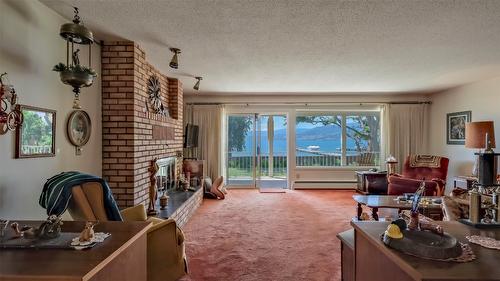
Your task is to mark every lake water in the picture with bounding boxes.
[231,134,360,156]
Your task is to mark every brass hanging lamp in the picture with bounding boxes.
[53,7,97,109]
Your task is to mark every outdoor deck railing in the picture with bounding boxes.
[227,151,380,178]
[21,145,53,154]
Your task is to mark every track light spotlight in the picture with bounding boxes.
[193,77,202,91]
[169,48,181,69]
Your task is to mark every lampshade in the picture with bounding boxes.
[465,121,496,149]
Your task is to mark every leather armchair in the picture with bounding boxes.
[387,155,449,196]
[68,182,188,281]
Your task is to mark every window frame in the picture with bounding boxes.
[295,110,381,168]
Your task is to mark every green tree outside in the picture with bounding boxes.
[22,110,53,147]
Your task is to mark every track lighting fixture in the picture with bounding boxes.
[169,48,181,69]
[193,77,202,91]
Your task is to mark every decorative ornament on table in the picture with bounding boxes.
[10,215,64,240]
[53,7,97,109]
[79,221,97,242]
[71,221,110,250]
[0,219,9,238]
[359,212,370,221]
[381,185,474,262]
[67,110,92,155]
[408,181,426,230]
[0,73,23,135]
[146,75,169,117]
[36,215,63,239]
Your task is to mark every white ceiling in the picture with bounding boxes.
[41,0,500,95]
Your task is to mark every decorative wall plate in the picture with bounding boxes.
[147,75,168,116]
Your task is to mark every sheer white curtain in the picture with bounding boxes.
[184,104,224,180]
[382,104,429,172]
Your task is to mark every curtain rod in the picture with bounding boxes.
[186,101,432,106]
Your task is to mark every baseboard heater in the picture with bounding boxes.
[292,180,356,190]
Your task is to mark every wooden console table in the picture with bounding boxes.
[0,221,151,281]
[350,221,500,281]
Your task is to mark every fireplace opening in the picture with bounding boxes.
[156,157,177,194]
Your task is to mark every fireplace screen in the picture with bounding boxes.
[156,157,177,193]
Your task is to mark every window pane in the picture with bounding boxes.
[295,114,342,167]
[227,115,254,185]
[345,113,381,166]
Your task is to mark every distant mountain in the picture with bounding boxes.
[258,125,342,141]
[297,125,341,140]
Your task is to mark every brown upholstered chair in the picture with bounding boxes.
[68,182,188,281]
[388,155,449,196]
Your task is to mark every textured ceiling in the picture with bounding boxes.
[40,0,500,95]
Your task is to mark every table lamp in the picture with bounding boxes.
[465,121,496,176]
[385,155,398,175]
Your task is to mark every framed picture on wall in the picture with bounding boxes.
[15,105,56,158]
[446,111,471,145]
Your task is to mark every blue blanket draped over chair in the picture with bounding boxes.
[39,171,123,221]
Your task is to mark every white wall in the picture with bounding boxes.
[428,76,500,191]
[0,0,102,219]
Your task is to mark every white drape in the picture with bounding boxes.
[382,104,429,172]
[184,105,224,180]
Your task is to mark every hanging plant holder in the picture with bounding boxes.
[53,7,96,109]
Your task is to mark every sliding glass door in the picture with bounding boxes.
[226,113,288,189]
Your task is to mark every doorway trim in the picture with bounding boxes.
[224,110,290,189]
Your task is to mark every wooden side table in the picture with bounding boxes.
[355,171,388,195]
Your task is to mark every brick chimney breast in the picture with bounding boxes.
[101,41,184,208]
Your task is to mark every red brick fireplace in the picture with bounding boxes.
[101,41,184,208]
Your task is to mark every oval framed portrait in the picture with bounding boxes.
[67,110,91,147]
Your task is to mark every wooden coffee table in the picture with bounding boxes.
[353,195,443,221]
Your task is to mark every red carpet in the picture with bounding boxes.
[180,189,355,281]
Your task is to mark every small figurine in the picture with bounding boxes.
[360,212,370,221]
[385,223,403,239]
[0,219,9,237]
[10,222,22,238]
[22,226,37,239]
[37,215,63,239]
[79,221,97,242]
[408,182,426,230]
[72,49,80,66]
[148,158,159,215]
